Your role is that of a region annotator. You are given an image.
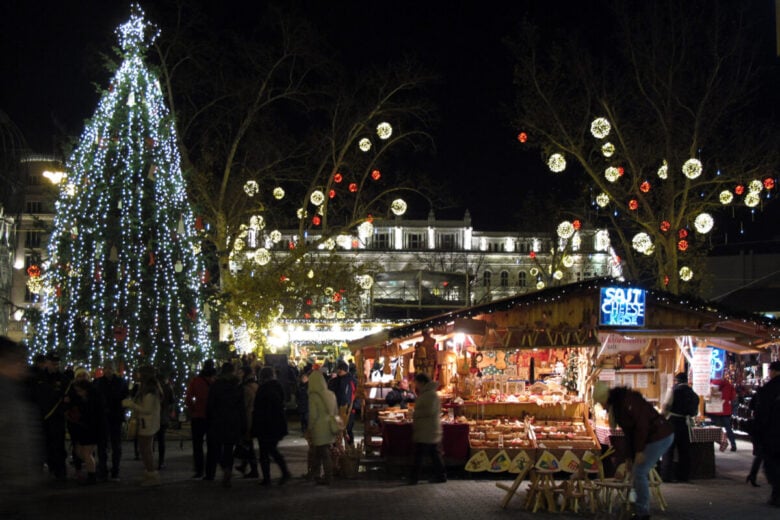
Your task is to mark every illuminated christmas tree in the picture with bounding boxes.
[31,5,211,381]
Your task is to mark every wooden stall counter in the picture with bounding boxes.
[380,421,470,466]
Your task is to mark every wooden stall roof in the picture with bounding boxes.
[348,278,780,354]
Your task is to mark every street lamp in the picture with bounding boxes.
[42,170,66,184]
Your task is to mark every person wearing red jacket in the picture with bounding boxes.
[185,363,216,479]
[707,378,737,451]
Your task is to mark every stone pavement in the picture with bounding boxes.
[16,430,776,520]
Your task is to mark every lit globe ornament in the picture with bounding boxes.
[694,213,714,234]
[273,187,285,200]
[233,238,245,252]
[679,266,694,282]
[359,137,372,152]
[269,230,282,243]
[605,167,620,183]
[657,161,668,179]
[547,153,566,172]
[249,215,265,229]
[748,179,763,193]
[529,267,539,276]
[296,208,307,219]
[719,190,734,205]
[557,221,575,239]
[601,142,615,158]
[243,180,259,196]
[358,274,374,290]
[310,190,325,206]
[64,183,77,197]
[596,192,610,207]
[590,117,611,139]
[322,238,336,250]
[536,281,545,290]
[358,221,374,238]
[562,255,575,268]
[553,270,564,280]
[254,248,271,266]
[376,122,393,140]
[390,199,408,216]
[744,192,761,207]
[632,232,653,254]
[682,158,703,180]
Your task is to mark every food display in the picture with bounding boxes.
[531,419,599,451]
[463,417,535,449]
[454,379,584,407]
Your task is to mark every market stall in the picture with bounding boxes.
[348,278,780,473]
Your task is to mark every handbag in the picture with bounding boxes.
[126,417,138,440]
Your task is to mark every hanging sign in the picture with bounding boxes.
[599,287,646,327]
[691,347,713,397]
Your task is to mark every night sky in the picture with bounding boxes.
[1,1,777,236]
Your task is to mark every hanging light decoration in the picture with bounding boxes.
[310,190,325,206]
[640,181,651,193]
[272,187,285,200]
[358,274,374,290]
[322,238,336,250]
[719,190,734,204]
[679,266,694,282]
[763,177,775,190]
[735,184,745,195]
[694,213,714,233]
[359,138,372,152]
[678,239,689,251]
[269,230,282,243]
[371,169,382,181]
[678,228,688,239]
[243,180,259,196]
[628,199,639,211]
[632,232,653,254]
[748,179,763,193]
[660,220,671,232]
[349,183,358,193]
[682,158,703,179]
[529,267,539,276]
[657,160,668,179]
[333,173,343,183]
[517,132,528,143]
[328,189,336,199]
[596,192,610,207]
[254,248,271,266]
[296,208,307,219]
[536,281,545,290]
[312,216,321,226]
[390,199,407,216]
[249,215,265,229]
[605,167,620,183]
[376,122,393,140]
[744,192,760,207]
[547,153,566,172]
[556,221,575,239]
[601,142,615,157]
[553,270,564,280]
[358,221,374,238]
[590,117,611,139]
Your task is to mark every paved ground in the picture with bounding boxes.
[13,427,777,520]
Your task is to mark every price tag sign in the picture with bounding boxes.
[691,347,712,397]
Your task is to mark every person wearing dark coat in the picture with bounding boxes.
[206,363,245,487]
[754,361,780,507]
[252,366,291,486]
[33,353,68,481]
[297,365,312,434]
[329,360,357,444]
[65,378,105,485]
[95,361,129,480]
[594,383,674,520]
[386,379,416,409]
[661,372,700,482]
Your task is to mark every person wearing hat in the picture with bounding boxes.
[753,361,780,507]
[329,360,357,444]
[661,372,700,483]
[593,382,674,520]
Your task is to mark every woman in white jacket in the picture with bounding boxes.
[307,370,338,484]
[122,367,162,486]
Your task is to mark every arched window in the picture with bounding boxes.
[483,270,492,287]
[500,270,509,287]
[518,271,527,287]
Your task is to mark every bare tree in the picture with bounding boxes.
[510,0,780,295]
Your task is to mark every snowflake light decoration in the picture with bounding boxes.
[310,190,325,206]
[632,232,653,255]
[605,167,620,183]
[273,187,285,200]
[719,190,733,204]
[359,138,372,152]
[694,213,714,234]
[682,158,703,180]
[244,180,259,197]
[657,161,668,179]
[679,266,694,282]
[269,230,282,243]
[376,122,393,140]
[744,192,760,207]
[254,248,271,266]
[601,142,615,158]
[547,153,566,172]
[390,199,407,216]
[557,221,575,239]
[590,117,611,139]
[596,192,610,207]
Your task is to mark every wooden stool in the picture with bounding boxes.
[524,470,558,513]
[649,468,667,511]
[495,467,530,509]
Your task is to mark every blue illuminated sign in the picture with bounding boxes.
[710,347,725,380]
[599,287,646,327]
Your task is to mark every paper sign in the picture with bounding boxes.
[636,373,649,389]
[599,369,616,381]
[692,347,712,397]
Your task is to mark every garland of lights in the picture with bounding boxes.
[30,5,211,393]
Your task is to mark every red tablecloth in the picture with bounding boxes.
[594,424,728,451]
[381,422,470,462]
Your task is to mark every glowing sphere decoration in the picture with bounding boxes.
[572,219,581,230]
[376,122,393,140]
[312,216,321,226]
[390,198,408,216]
[249,215,265,229]
[371,169,381,181]
[254,248,271,266]
[243,180,259,197]
[358,274,374,290]
[640,181,651,193]
[682,158,703,179]
[628,199,638,211]
[310,190,325,206]
[735,184,745,195]
[657,161,669,179]
[601,142,615,157]
[553,270,564,280]
[269,230,282,243]
[296,208,307,219]
[694,213,714,234]
[764,177,775,190]
[517,132,528,143]
[748,179,763,193]
[322,238,336,250]
[547,153,566,172]
[530,267,539,276]
[358,221,374,238]
[349,183,358,193]
[596,192,610,207]
[617,167,625,177]
[678,239,689,251]
[660,220,671,232]
[679,266,694,282]
[719,190,734,204]
[590,117,611,139]
[273,187,285,200]
[562,255,575,268]
[334,173,343,183]
[632,232,653,254]
[744,192,760,207]
[678,228,688,239]
[536,281,545,290]
[605,167,620,183]
[359,138,372,152]
[557,221,575,239]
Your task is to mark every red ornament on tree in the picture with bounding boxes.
[517,132,528,143]
[371,169,381,181]
[664,275,670,286]
[329,189,336,199]
[764,177,775,190]
[288,241,295,250]
[678,228,688,239]
[735,184,745,195]
[332,293,342,302]
[628,199,638,210]
[617,166,625,176]
[312,216,321,226]
[678,239,689,251]
[333,173,343,183]
[349,183,358,193]
[572,219,581,230]
[26,265,41,277]
[640,181,651,193]
[195,216,204,230]
[529,251,536,259]
[304,313,311,319]
[660,220,671,232]
[306,298,313,306]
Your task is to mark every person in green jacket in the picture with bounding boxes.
[308,370,338,485]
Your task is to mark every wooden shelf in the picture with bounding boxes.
[616,368,659,373]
